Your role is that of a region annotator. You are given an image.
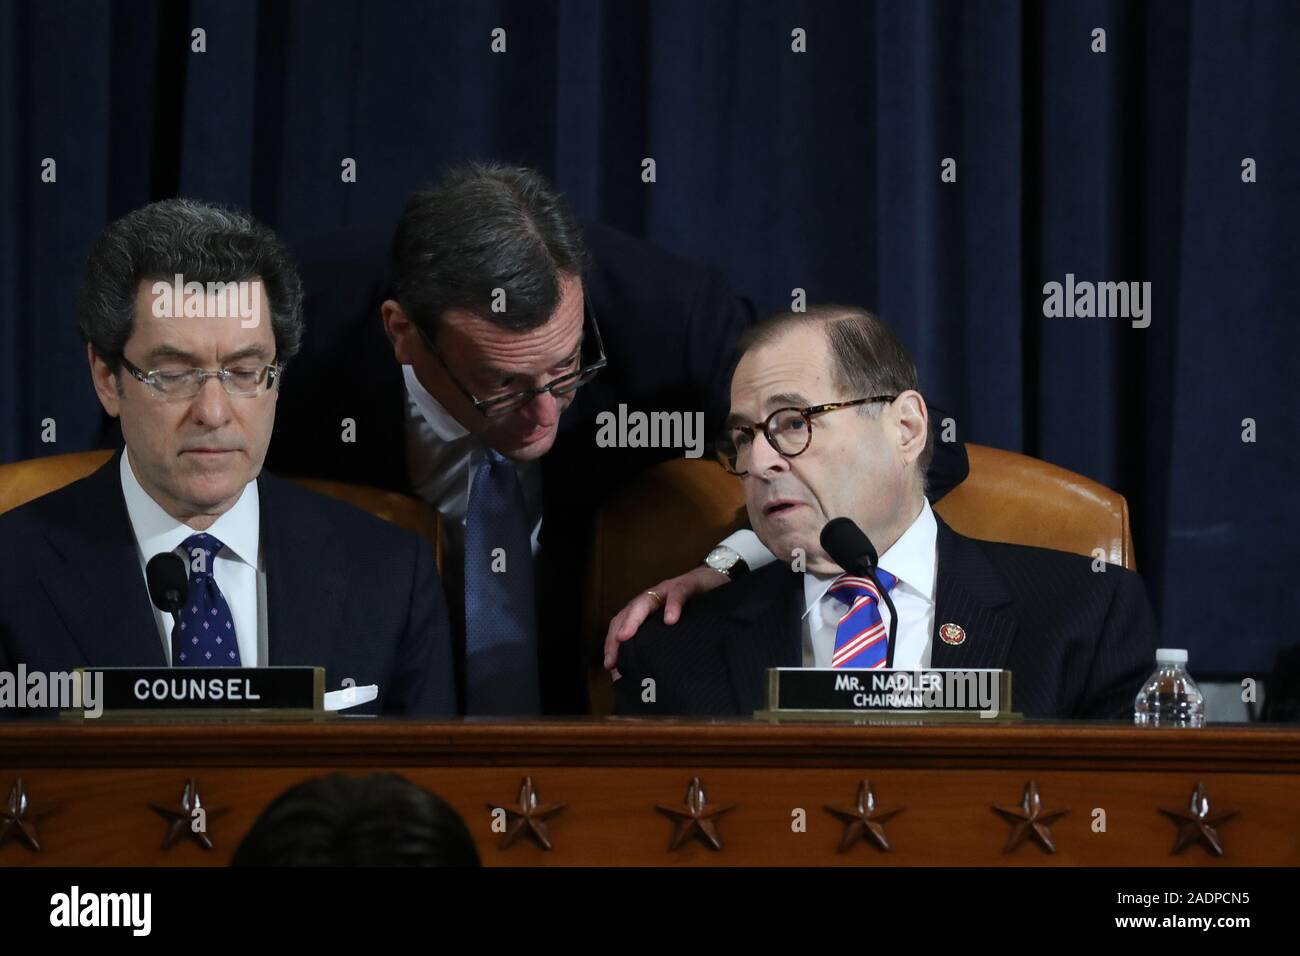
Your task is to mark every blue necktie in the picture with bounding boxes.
[827,569,897,669]
[176,532,242,667]
[463,450,541,714]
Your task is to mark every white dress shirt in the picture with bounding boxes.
[119,449,265,666]
[719,526,776,571]
[800,498,938,670]
[402,364,544,558]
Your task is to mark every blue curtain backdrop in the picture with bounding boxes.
[2,0,1297,676]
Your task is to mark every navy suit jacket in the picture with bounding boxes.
[616,516,1159,720]
[0,453,457,717]
[260,220,970,713]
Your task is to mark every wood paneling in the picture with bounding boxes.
[2,720,1297,866]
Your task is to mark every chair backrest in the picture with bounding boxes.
[0,450,442,565]
[584,443,1134,714]
[933,444,1133,568]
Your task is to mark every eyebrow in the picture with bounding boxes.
[558,342,583,364]
[723,411,751,430]
[143,344,273,366]
[724,390,811,430]
[221,345,274,364]
[766,391,810,410]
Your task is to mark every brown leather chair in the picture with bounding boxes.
[584,443,1134,714]
[0,449,442,566]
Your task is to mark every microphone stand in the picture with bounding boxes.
[163,592,183,665]
[874,570,900,670]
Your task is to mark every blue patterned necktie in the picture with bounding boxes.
[175,532,242,667]
[463,449,542,714]
[827,569,897,669]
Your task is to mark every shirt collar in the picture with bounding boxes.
[802,498,938,614]
[119,448,261,570]
[876,497,938,602]
[403,364,470,442]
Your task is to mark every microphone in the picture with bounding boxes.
[820,518,900,669]
[146,553,189,662]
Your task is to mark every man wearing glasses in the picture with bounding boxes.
[268,163,970,715]
[371,166,630,716]
[614,305,1158,719]
[0,199,456,716]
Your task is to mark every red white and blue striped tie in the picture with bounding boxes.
[827,569,897,669]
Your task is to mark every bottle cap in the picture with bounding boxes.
[1156,648,1188,664]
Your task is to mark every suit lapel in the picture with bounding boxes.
[928,517,1018,669]
[721,568,803,713]
[260,473,347,666]
[39,452,166,666]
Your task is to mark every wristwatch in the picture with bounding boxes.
[704,545,750,580]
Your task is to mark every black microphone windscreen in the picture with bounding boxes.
[146,552,189,614]
[820,517,879,575]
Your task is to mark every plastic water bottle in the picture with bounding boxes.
[1134,648,1205,727]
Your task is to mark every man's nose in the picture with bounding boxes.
[189,375,234,428]
[516,389,559,426]
[749,430,789,477]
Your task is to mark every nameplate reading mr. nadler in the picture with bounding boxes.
[83,667,324,714]
[766,668,1012,717]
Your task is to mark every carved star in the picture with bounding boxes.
[489,777,566,850]
[149,778,228,851]
[825,779,903,852]
[1159,782,1237,856]
[0,778,58,853]
[656,777,734,851]
[992,780,1068,854]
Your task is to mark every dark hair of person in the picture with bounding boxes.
[737,305,936,481]
[77,197,304,373]
[389,161,589,337]
[231,773,481,867]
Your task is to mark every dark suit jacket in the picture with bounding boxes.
[261,221,970,713]
[615,516,1159,720]
[0,453,457,717]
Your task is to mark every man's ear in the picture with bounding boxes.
[894,390,929,467]
[87,344,122,418]
[381,299,422,365]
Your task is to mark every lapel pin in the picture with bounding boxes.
[939,623,967,646]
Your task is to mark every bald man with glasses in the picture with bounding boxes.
[615,305,1159,720]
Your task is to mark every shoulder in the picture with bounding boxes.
[0,463,111,546]
[951,529,1148,624]
[256,470,428,556]
[582,222,740,314]
[633,562,789,648]
[975,535,1134,588]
